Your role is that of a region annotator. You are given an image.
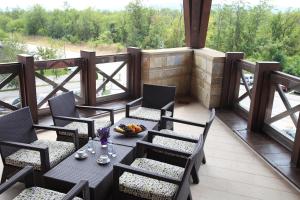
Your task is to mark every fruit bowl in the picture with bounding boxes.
[114,123,146,137]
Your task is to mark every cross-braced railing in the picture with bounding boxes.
[95,53,130,102]
[34,58,85,111]
[234,60,256,115]
[0,63,25,115]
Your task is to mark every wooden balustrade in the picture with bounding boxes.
[0,48,141,123]
[221,52,300,167]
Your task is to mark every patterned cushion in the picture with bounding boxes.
[13,187,82,200]
[130,107,172,121]
[119,158,184,200]
[5,140,75,171]
[60,118,111,138]
[160,129,200,140]
[152,136,196,154]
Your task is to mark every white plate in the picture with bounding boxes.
[97,158,111,165]
[74,153,88,160]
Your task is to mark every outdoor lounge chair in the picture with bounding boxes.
[48,91,114,146]
[0,107,78,185]
[126,84,176,128]
[147,108,215,184]
[0,166,90,200]
[113,140,203,200]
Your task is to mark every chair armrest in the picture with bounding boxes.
[126,97,143,117]
[33,125,79,150]
[0,141,50,171]
[137,141,191,158]
[76,105,115,124]
[62,180,90,200]
[53,116,95,138]
[160,101,175,118]
[113,163,181,185]
[0,166,33,194]
[161,116,206,128]
[148,130,198,143]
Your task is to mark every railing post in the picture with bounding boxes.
[80,50,96,106]
[292,114,300,167]
[248,62,280,132]
[18,54,38,123]
[220,52,244,108]
[127,47,142,98]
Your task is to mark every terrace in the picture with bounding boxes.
[0,0,300,199]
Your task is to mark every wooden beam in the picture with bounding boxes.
[183,0,212,48]
[18,54,38,123]
[292,112,300,167]
[81,51,96,106]
[220,52,244,108]
[127,47,142,98]
[248,62,280,132]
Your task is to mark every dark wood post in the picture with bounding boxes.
[127,47,142,98]
[183,0,212,48]
[220,52,244,108]
[292,114,300,167]
[248,62,280,132]
[18,54,38,123]
[80,50,96,106]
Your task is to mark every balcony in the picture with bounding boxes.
[0,0,300,199]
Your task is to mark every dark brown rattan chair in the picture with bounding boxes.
[0,107,79,185]
[0,166,90,200]
[147,109,215,184]
[113,140,203,200]
[48,91,114,146]
[126,84,176,128]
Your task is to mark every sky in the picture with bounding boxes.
[0,0,299,11]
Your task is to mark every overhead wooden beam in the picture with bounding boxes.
[183,0,212,48]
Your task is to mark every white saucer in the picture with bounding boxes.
[97,158,111,165]
[74,153,88,160]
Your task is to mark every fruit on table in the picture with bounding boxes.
[117,124,144,134]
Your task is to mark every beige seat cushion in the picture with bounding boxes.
[5,140,75,171]
[13,187,82,200]
[152,136,197,154]
[60,118,111,138]
[130,107,172,121]
[119,158,184,200]
[160,129,200,140]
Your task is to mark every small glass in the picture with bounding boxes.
[107,140,117,157]
[87,137,95,154]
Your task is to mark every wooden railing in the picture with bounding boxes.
[221,52,300,167]
[0,47,141,123]
[0,62,25,113]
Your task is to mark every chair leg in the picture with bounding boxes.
[191,165,199,184]
[187,188,193,200]
[202,153,206,164]
[1,167,8,183]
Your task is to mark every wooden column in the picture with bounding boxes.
[18,54,38,123]
[80,51,96,106]
[248,62,280,132]
[127,47,142,98]
[292,113,300,167]
[220,52,244,108]
[183,0,212,48]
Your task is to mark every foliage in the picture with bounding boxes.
[0,0,299,76]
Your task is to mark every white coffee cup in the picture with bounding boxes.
[99,155,109,162]
[77,150,86,157]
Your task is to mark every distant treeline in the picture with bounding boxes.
[0,0,299,76]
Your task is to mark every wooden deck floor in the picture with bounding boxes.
[1,102,300,199]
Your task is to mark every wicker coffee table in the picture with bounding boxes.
[43,140,134,200]
[109,117,159,147]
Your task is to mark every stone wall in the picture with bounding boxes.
[141,48,193,96]
[191,48,225,108]
[140,47,225,108]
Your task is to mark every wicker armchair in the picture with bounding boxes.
[0,166,90,200]
[147,109,215,184]
[113,140,204,200]
[126,84,176,128]
[48,91,114,146]
[0,107,78,185]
